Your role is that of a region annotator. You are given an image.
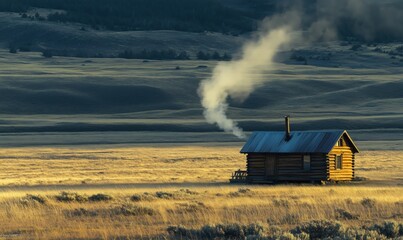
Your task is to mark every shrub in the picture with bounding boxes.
[55,191,88,203]
[267,226,282,236]
[130,193,155,202]
[200,224,225,238]
[272,199,290,208]
[167,225,195,238]
[335,208,359,220]
[345,198,353,204]
[281,213,300,224]
[20,194,47,205]
[112,203,155,216]
[228,192,241,197]
[244,223,265,236]
[370,221,400,238]
[341,229,387,240]
[363,230,388,240]
[292,232,310,240]
[290,52,307,62]
[229,188,252,197]
[172,202,208,213]
[18,45,31,52]
[272,232,298,240]
[266,231,310,240]
[42,50,53,58]
[130,194,142,202]
[291,220,344,239]
[197,51,211,60]
[179,188,198,195]
[118,49,189,60]
[217,223,244,238]
[88,193,113,202]
[353,176,368,181]
[130,193,156,202]
[361,198,376,208]
[155,191,174,199]
[9,46,17,54]
[177,51,190,60]
[222,52,232,61]
[238,188,251,194]
[65,208,99,217]
[350,44,362,51]
[167,223,264,238]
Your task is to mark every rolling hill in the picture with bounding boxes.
[0,40,402,148]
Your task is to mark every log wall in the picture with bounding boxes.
[277,153,327,181]
[246,153,328,182]
[327,146,354,181]
[246,154,266,182]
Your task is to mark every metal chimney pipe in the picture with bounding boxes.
[285,116,291,141]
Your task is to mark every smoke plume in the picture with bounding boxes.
[198,0,403,138]
[198,14,299,138]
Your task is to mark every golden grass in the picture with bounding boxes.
[0,146,402,239]
[0,146,401,186]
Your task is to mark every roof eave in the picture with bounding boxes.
[342,130,360,153]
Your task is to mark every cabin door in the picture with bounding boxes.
[265,154,277,179]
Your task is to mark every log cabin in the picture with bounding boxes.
[234,116,359,183]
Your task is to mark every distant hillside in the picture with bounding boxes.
[0,0,403,59]
[0,41,402,133]
[0,12,244,58]
[0,0,271,35]
[1,0,402,43]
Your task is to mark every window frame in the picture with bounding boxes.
[335,154,343,170]
[303,154,311,171]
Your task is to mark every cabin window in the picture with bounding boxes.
[303,155,311,171]
[335,155,343,170]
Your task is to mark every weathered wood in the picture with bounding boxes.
[244,137,356,182]
[327,145,354,181]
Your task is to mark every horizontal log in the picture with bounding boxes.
[329,178,353,181]
[328,156,352,159]
[248,169,265,172]
[247,172,265,175]
[329,175,354,178]
[329,174,354,176]
[277,177,327,181]
[277,168,327,171]
[329,173,353,175]
[277,172,327,177]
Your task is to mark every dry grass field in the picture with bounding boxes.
[0,146,402,239]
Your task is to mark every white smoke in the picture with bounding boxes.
[198,0,402,138]
[198,22,296,138]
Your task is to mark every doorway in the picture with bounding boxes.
[265,154,277,179]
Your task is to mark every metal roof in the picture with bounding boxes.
[240,130,359,154]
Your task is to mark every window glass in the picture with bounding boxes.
[336,155,343,169]
[303,155,311,171]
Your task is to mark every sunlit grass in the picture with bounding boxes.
[0,146,401,238]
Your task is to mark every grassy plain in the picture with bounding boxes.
[0,146,401,239]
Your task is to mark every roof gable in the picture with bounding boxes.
[240,130,359,154]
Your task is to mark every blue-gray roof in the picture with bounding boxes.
[240,130,359,154]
